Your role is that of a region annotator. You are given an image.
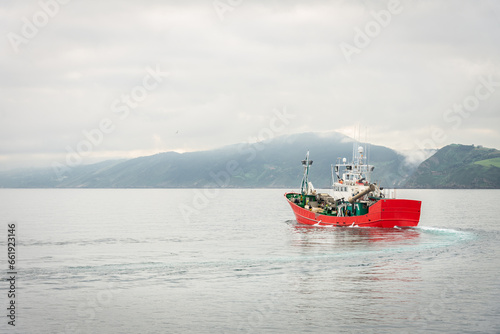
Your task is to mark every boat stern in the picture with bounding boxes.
[366,199,421,228]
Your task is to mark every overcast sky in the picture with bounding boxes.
[1,0,499,170]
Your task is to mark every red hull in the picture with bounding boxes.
[285,192,421,228]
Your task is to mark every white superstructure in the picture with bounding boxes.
[331,145,383,202]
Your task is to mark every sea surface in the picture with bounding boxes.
[0,189,499,334]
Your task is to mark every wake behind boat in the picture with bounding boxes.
[285,146,421,228]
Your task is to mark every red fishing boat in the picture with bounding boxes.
[285,147,421,228]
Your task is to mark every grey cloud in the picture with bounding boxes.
[0,0,499,170]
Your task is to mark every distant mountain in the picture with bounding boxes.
[404,144,500,189]
[0,132,413,188]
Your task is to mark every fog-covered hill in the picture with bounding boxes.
[404,144,500,189]
[0,132,413,188]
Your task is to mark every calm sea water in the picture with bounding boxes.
[0,189,499,334]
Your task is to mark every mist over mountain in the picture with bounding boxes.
[404,144,500,189]
[0,132,413,189]
[3,133,498,189]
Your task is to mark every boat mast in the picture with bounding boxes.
[300,151,313,195]
[330,164,334,187]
